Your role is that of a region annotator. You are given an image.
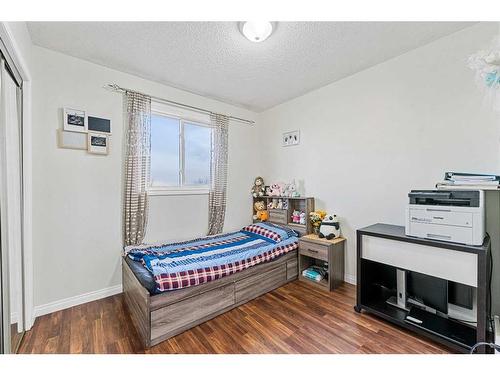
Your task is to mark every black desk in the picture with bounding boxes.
[355,223,491,353]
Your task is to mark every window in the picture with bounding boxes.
[150,110,213,195]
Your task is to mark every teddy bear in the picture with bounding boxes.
[251,176,265,198]
[319,214,341,240]
[253,200,268,222]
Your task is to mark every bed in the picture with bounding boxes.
[122,222,301,348]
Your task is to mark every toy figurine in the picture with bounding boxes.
[299,211,306,225]
[319,214,341,240]
[283,199,289,210]
[277,199,283,209]
[251,177,265,198]
[271,198,278,209]
[269,182,285,197]
[253,201,268,222]
[288,179,300,197]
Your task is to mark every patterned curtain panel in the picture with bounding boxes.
[123,91,151,246]
[207,113,229,235]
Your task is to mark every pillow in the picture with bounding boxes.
[241,222,298,243]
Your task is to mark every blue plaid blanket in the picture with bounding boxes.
[125,224,299,291]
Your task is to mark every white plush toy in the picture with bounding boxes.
[319,214,341,240]
[299,212,306,225]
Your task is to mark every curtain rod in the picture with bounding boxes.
[103,83,255,125]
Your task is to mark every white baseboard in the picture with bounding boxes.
[34,284,122,318]
[344,274,356,285]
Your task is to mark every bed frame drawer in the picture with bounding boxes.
[286,258,298,280]
[235,265,287,303]
[151,284,235,341]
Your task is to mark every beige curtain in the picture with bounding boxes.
[123,91,151,246]
[207,113,229,235]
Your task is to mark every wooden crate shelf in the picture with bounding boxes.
[252,195,315,235]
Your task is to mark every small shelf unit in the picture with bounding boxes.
[252,196,315,235]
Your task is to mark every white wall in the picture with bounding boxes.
[257,23,500,283]
[31,46,257,311]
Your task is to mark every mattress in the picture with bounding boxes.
[125,223,299,293]
[124,255,158,294]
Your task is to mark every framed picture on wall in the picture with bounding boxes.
[282,130,300,146]
[87,115,112,134]
[63,107,87,133]
[87,132,109,155]
[57,129,87,150]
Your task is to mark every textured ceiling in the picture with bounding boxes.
[27,22,474,112]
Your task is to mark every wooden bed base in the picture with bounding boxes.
[122,250,298,348]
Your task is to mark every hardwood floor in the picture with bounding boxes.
[19,281,452,354]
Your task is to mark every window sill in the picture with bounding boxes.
[148,188,210,196]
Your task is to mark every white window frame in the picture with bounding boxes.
[148,106,213,196]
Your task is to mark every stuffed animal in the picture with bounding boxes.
[256,210,269,221]
[269,182,285,197]
[277,199,283,209]
[287,179,300,197]
[319,214,341,240]
[251,177,265,198]
[253,200,268,222]
[271,198,278,209]
[292,210,300,224]
[299,212,306,225]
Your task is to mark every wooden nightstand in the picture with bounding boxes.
[298,234,346,291]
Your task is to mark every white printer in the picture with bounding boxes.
[405,190,485,246]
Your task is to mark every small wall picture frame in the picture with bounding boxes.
[63,107,87,133]
[282,130,300,147]
[87,133,109,155]
[58,129,87,150]
[87,115,112,134]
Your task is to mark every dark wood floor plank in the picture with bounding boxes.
[19,281,452,354]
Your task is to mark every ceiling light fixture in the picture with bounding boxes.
[240,21,274,43]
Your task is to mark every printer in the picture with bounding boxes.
[405,190,485,246]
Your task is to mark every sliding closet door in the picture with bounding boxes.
[0,57,24,354]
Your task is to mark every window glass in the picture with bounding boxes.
[184,123,212,186]
[150,114,180,187]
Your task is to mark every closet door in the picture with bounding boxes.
[0,57,24,354]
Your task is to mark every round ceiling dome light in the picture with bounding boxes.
[240,21,274,43]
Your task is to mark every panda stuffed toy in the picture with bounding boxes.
[319,214,341,240]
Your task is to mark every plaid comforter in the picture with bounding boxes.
[125,230,298,292]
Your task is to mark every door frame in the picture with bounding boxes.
[0,23,34,334]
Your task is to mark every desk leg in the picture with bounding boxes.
[476,251,488,354]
